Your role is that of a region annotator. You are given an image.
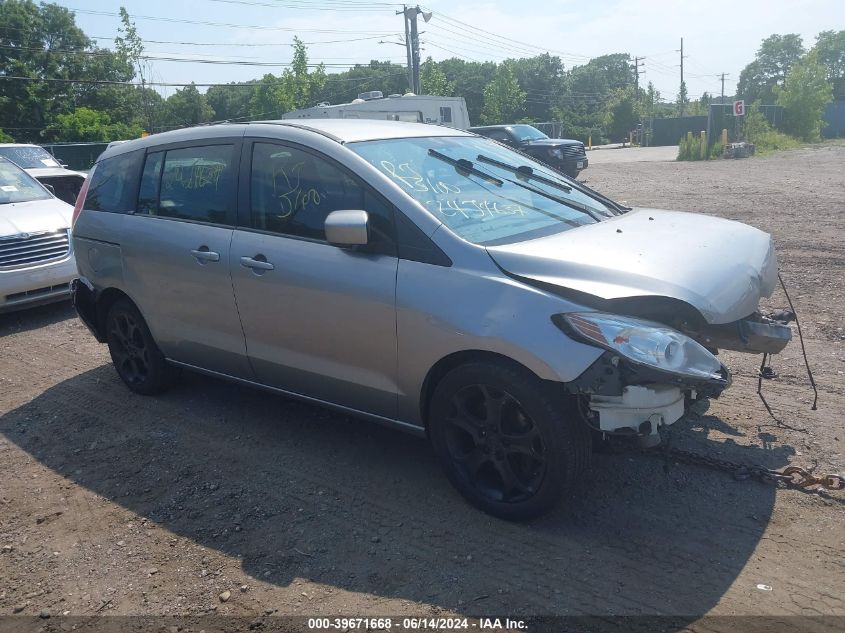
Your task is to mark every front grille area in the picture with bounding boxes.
[6,283,71,302]
[558,144,586,159]
[0,230,70,268]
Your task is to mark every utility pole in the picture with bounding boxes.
[409,7,421,94]
[632,56,645,94]
[719,72,730,102]
[397,6,431,95]
[397,6,413,93]
[679,38,686,116]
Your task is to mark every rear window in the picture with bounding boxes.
[0,145,61,169]
[136,145,235,225]
[85,150,144,213]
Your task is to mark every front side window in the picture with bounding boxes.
[349,136,612,246]
[85,150,144,213]
[249,142,393,247]
[0,158,51,204]
[137,145,234,224]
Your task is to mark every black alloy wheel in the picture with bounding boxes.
[105,299,177,395]
[429,361,590,520]
[444,384,547,504]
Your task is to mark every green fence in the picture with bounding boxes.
[41,142,109,171]
[707,104,784,145]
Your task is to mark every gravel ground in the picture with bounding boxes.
[1,143,844,625]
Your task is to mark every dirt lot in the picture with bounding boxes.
[1,144,844,627]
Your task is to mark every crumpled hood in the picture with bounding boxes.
[486,208,778,325]
[0,198,73,237]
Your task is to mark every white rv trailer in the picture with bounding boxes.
[281,92,471,130]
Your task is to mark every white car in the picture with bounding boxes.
[0,144,87,205]
[0,157,77,312]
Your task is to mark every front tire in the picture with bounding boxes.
[428,361,590,520]
[105,299,177,395]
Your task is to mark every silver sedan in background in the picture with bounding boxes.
[71,120,792,519]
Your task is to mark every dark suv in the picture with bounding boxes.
[469,124,588,178]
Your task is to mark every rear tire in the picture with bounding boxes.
[105,299,177,395]
[428,361,590,520]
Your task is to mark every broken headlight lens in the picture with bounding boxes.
[560,312,723,380]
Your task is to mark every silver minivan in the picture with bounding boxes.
[71,120,792,519]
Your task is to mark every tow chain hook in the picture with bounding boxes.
[648,445,845,492]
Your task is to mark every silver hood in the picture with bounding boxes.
[486,208,778,325]
[0,197,74,237]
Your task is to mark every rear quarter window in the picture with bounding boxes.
[85,149,144,213]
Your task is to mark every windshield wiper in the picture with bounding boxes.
[497,175,604,222]
[427,149,503,186]
[476,154,572,192]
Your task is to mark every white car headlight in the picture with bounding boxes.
[559,312,724,380]
[549,147,563,159]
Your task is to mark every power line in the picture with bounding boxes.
[62,7,398,34]
[0,71,409,87]
[203,0,400,10]
[425,10,591,62]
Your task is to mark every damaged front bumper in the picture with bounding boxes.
[695,312,793,355]
[564,351,730,443]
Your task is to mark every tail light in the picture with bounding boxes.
[71,166,94,230]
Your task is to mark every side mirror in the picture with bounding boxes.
[42,183,56,195]
[324,210,369,247]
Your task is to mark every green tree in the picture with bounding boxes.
[508,53,565,121]
[286,36,326,110]
[249,73,293,119]
[813,30,845,99]
[603,86,639,141]
[437,58,497,123]
[775,50,833,141]
[161,84,215,128]
[113,7,157,132]
[53,107,143,141]
[643,81,661,117]
[737,34,805,104]
[0,0,131,141]
[206,82,256,121]
[0,129,15,142]
[420,57,454,96]
[676,80,689,116]
[480,63,526,124]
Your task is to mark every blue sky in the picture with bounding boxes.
[55,0,845,106]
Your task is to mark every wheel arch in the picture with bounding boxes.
[95,287,138,340]
[419,350,544,431]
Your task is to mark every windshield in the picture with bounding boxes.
[348,135,612,245]
[508,125,548,142]
[0,159,52,204]
[0,146,61,169]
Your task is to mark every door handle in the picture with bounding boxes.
[240,255,275,271]
[191,247,220,263]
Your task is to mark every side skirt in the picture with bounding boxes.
[165,359,427,438]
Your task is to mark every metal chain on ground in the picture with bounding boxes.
[647,444,845,491]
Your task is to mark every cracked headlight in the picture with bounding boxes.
[557,312,723,380]
[548,147,564,159]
